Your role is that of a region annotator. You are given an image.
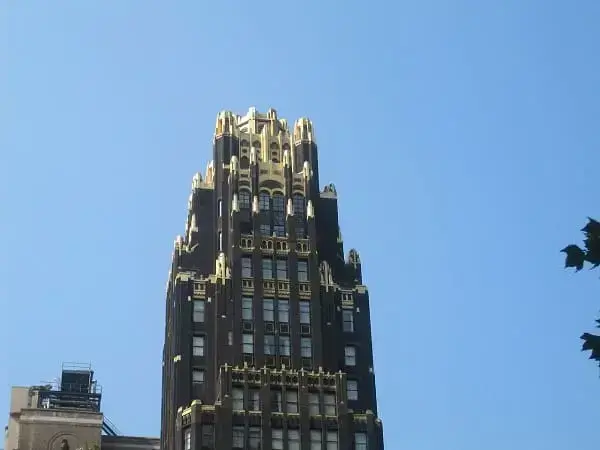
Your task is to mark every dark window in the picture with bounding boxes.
[263,299,274,321]
[308,393,320,415]
[259,192,270,211]
[326,431,338,450]
[324,393,336,415]
[278,300,289,323]
[288,429,300,450]
[239,191,251,209]
[272,429,283,450]
[193,300,205,322]
[232,388,244,410]
[276,259,288,279]
[232,426,244,449]
[272,194,285,213]
[264,335,276,355]
[342,310,354,332]
[271,391,282,412]
[286,390,298,413]
[260,223,271,235]
[242,297,253,320]
[242,257,253,278]
[248,426,261,449]
[184,429,191,450]
[202,425,214,447]
[249,389,260,411]
[298,261,309,282]
[292,194,305,215]
[310,430,322,449]
[273,224,285,237]
[262,258,273,279]
[192,369,205,387]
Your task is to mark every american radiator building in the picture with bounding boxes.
[161,107,384,450]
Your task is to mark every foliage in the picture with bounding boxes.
[561,217,600,364]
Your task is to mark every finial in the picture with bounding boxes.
[230,155,239,173]
[232,193,239,212]
[283,149,290,167]
[252,195,259,214]
[303,161,311,180]
[192,172,202,189]
[307,200,314,219]
[287,198,294,216]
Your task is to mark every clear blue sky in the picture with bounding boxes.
[2,2,600,449]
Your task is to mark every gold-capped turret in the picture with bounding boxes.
[214,110,238,138]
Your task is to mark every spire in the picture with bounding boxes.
[307,200,314,219]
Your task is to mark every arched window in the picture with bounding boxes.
[272,193,285,237]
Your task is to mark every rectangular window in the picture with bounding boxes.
[345,346,356,366]
[259,193,270,211]
[286,390,298,413]
[239,191,251,209]
[232,388,244,410]
[192,336,205,357]
[354,432,368,450]
[279,336,291,356]
[262,258,273,279]
[242,297,253,320]
[326,431,338,450]
[288,429,300,450]
[202,425,214,447]
[184,429,191,450]
[249,388,260,411]
[242,257,253,277]
[293,195,304,215]
[193,300,205,322]
[232,426,244,449]
[192,369,204,387]
[273,224,285,236]
[347,380,358,401]
[242,333,254,354]
[264,335,276,355]
[308,393,320,415]
[248,426,261,449]
[310,430,322,450]
[298,261,309,282]
[271,391,282,412]
[300,301,311,324]
[278,300,289,323]
[272,429,283,450]
[276,259,288,279]
[301,337,312,358]
[296,224,305,238]
[342,310,354,332]
[324,393,336,415]
[263,299,274,321]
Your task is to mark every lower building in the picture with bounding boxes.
[4,363,159,450]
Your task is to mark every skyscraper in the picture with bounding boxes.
[161,107,384,450]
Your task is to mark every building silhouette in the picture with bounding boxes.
[161,107,384,450]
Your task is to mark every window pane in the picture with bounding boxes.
[300,301,311,324]
[249,389,260,411]
[232,426,244,448]
[202,425,214,446]
[260,223,271,235]
[342,310,354,332]
[326,431,338,450]
[272,194,285,212]
[239,190,251,209]
[279,336,290,356]
[232,388,244,410]
[243,333,254,354]
[193,336,204,356]
[264,335,276,355]
[278,300,289,323]
[262,258,273,279]
[193,300,205,322]
[273,224,285,237]
[263,299,274,321]
[293,194,305,215]
[276,259,288,279]
[324,393,336,415]
[354,432,368,450]
[272,428,283,450]
[310,430,322,450]
[242,297,253,320]
[347,380,358,401]
[288,429,300,450]
[248,426,261,449]
[298,261,308,282]
[271,391,282,412]
[184,429,191,450]
[192,369,204,384]
[242,257,253,277]
[309,393,320,415]
[345,346,356,366]
[286,390,298,413]
[301,337,312,358]
[259,192,270,211]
